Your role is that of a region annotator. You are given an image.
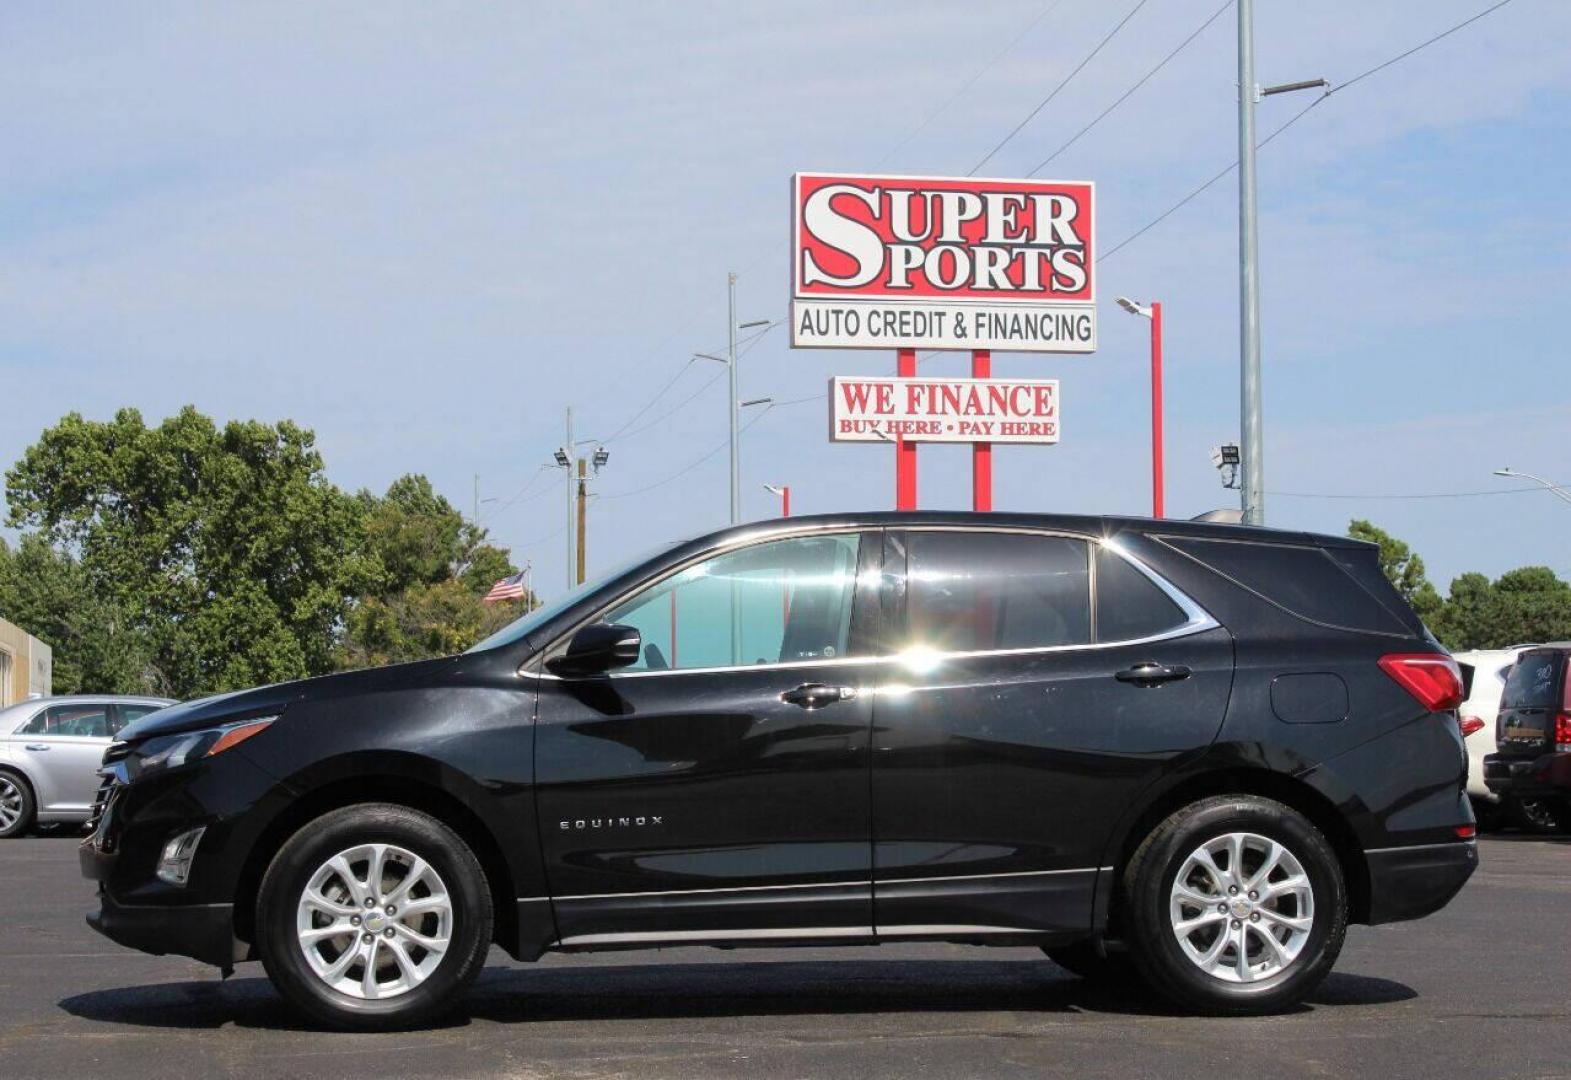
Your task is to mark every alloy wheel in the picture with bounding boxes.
[295,843,453,1000]
[0,776,23,831]
[1168,831,1315,984]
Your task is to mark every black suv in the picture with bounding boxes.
[1483,644,1571,830]
[83,513,1477,1028]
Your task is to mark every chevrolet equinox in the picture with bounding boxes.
[82,513,1478,1028]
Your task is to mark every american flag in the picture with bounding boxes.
[484,571,529,604]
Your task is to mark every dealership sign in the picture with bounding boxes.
[830,376,1059,444]
[792,173,1095,353]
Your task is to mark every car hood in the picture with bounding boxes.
[117,656,464,741]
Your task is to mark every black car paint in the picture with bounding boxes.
[82,512,1477,968]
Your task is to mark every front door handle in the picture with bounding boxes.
[1115,662,1192,686]
[781,683,857,709]
[24,743,50,752]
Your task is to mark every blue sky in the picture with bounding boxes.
[1,1,1567,598]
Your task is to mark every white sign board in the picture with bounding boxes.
[793,172,1096,353]
[830,376,1060,444]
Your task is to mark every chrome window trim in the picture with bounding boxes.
[531,524,1218,682]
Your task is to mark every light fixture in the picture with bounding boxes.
[592,447,610,470]
[738,319,771,330]
[1116,296,1152,319]
[740,397,773,408]
[552,448,570,468]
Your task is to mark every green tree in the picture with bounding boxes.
[5,407,372,697]
[0,534,153,693]
[1347,519,1444,624]
[337,474,526,668]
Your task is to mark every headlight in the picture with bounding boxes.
[130,716,277,780]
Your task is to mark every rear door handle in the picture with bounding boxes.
[781,683,857,709]
[1115,662,1192,686]
[24,744,50,752]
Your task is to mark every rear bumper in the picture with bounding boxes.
[1363,840,1477,925]
[1483,752,1571,800]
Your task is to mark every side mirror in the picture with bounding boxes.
[547,623,642,677]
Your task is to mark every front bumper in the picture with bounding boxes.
[84,885,239,967]
[1483,752,1571,800]
[1363,839,1477,925]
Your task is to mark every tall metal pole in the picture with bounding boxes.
[1238,0,1265,526]
[1150,302,1165,519]
[727,272,740,525]
[575,458,588,586]
[564,406,575,589]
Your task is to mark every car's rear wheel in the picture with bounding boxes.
[1510,797,1568,835]
[1123,795,1346,1015]
[0,771,35,839]
[257,803,493,1030]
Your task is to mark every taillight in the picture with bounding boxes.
[1556,712,1571,753]
[1379,653,1465,712]
[1459,714,1486,738]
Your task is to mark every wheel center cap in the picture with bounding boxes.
[1230,898,1252,918]
[365,911,386,932]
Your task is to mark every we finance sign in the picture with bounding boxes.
[792,173,1095,353]
[830,376,1060,444]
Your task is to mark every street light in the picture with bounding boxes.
[1493,467,1571,507]
[763,483,791,518]
[1115,296,1164,518]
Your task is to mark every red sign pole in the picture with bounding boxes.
[896,347,917,509]
[971,349,992,511]
[1150,301,1165,519]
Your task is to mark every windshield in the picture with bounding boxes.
[466,542,680,654]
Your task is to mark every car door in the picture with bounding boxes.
[16,702,116,812]
[533,529,883,946]
[870,529,1234,938]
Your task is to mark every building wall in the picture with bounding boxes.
[0,618,52,706]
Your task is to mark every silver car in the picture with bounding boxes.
[0,695,176,837]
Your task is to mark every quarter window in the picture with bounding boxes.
[1095,546,1187,642]
[906,531,1091,652]
[604,533,863,671]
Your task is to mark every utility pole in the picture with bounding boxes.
[563,408,575,588]
[472,473,480,529]
[575,458,588,585]
[1237,0,1263,526]
[727,272,740,525]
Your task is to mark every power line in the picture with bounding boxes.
[1029,0,1234,176]
[970,0,1151,175]
[1270,484,1543,501]
[480,463,553,523]
[1099,0,1515,263]
[875,0,1070,169]
[598,408,774,502]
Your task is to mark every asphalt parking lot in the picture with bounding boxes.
[1,834,1568,1080]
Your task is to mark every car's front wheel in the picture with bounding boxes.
[256,803,493,1030]
[1123,795,1347,1015]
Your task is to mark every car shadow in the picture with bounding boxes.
[58,960,1416,1031]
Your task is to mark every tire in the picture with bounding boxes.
[1122,795,1347,1016]
[0,770,35,839]
[256,803,493,1030]
[1510,797,1568,835]
[1043,940,1139,983]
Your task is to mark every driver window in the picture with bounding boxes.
[605,533,863,672]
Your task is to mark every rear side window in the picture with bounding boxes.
[1500,652,1562,709]
[907,531,1090,652]
[1165,537,1409,634]
[1095,547,1187,642]
[21,704,112,737]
